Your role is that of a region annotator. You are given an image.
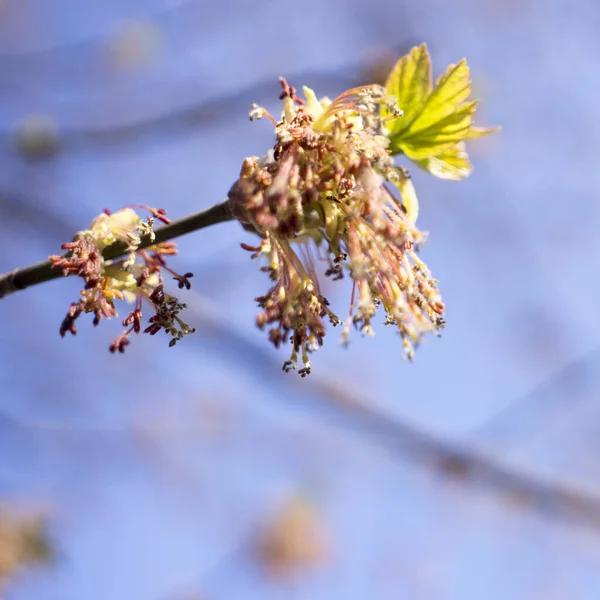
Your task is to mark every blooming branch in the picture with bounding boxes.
[49,206,196,352]
[0,45,497,373]
[228,80,444,375]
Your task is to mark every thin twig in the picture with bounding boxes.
[4,71,356,159]
[0,199,233,299]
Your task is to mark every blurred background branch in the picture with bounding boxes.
[180,290,600,531]
[2,1,599,598]
[2,56,406,159]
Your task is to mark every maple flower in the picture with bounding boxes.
[228,79,445,375]
[49,206,195,352]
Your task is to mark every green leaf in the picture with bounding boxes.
[382,44,499,178]
[400,100,478,159]
[412,143,472,180]
[464,125,500,140]
[382,43,431,136]
[401,100,478,145]
[406,59,471,135]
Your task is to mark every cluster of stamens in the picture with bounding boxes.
[228,79,445,374]
[49,206,195,352]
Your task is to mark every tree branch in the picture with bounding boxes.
[4,57,404,157]
[0,199,233,299]
[184,291,600,531]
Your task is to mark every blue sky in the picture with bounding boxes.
[2,1,600,598]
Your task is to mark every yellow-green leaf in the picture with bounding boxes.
[382,44,499,177]
[402,139,466,161]
[382,43,431,135]
[406,59,471,135]
[400,100,479,159]
[401,100,478,145]
[464,125,500,140]
[412,143,472,180]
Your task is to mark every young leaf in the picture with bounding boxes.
[382,43,431,136]
[412,143,472,181]
[405,59,472,135]
[383,44,498,178]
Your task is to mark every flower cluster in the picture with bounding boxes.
[228,79,445,375]
[49,206,195,352]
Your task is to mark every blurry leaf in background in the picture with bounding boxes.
[13,114,60,161]
[108,19,163,70]
[0,509,52,593]
[254,496,328,578]
[383,44,498,179]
